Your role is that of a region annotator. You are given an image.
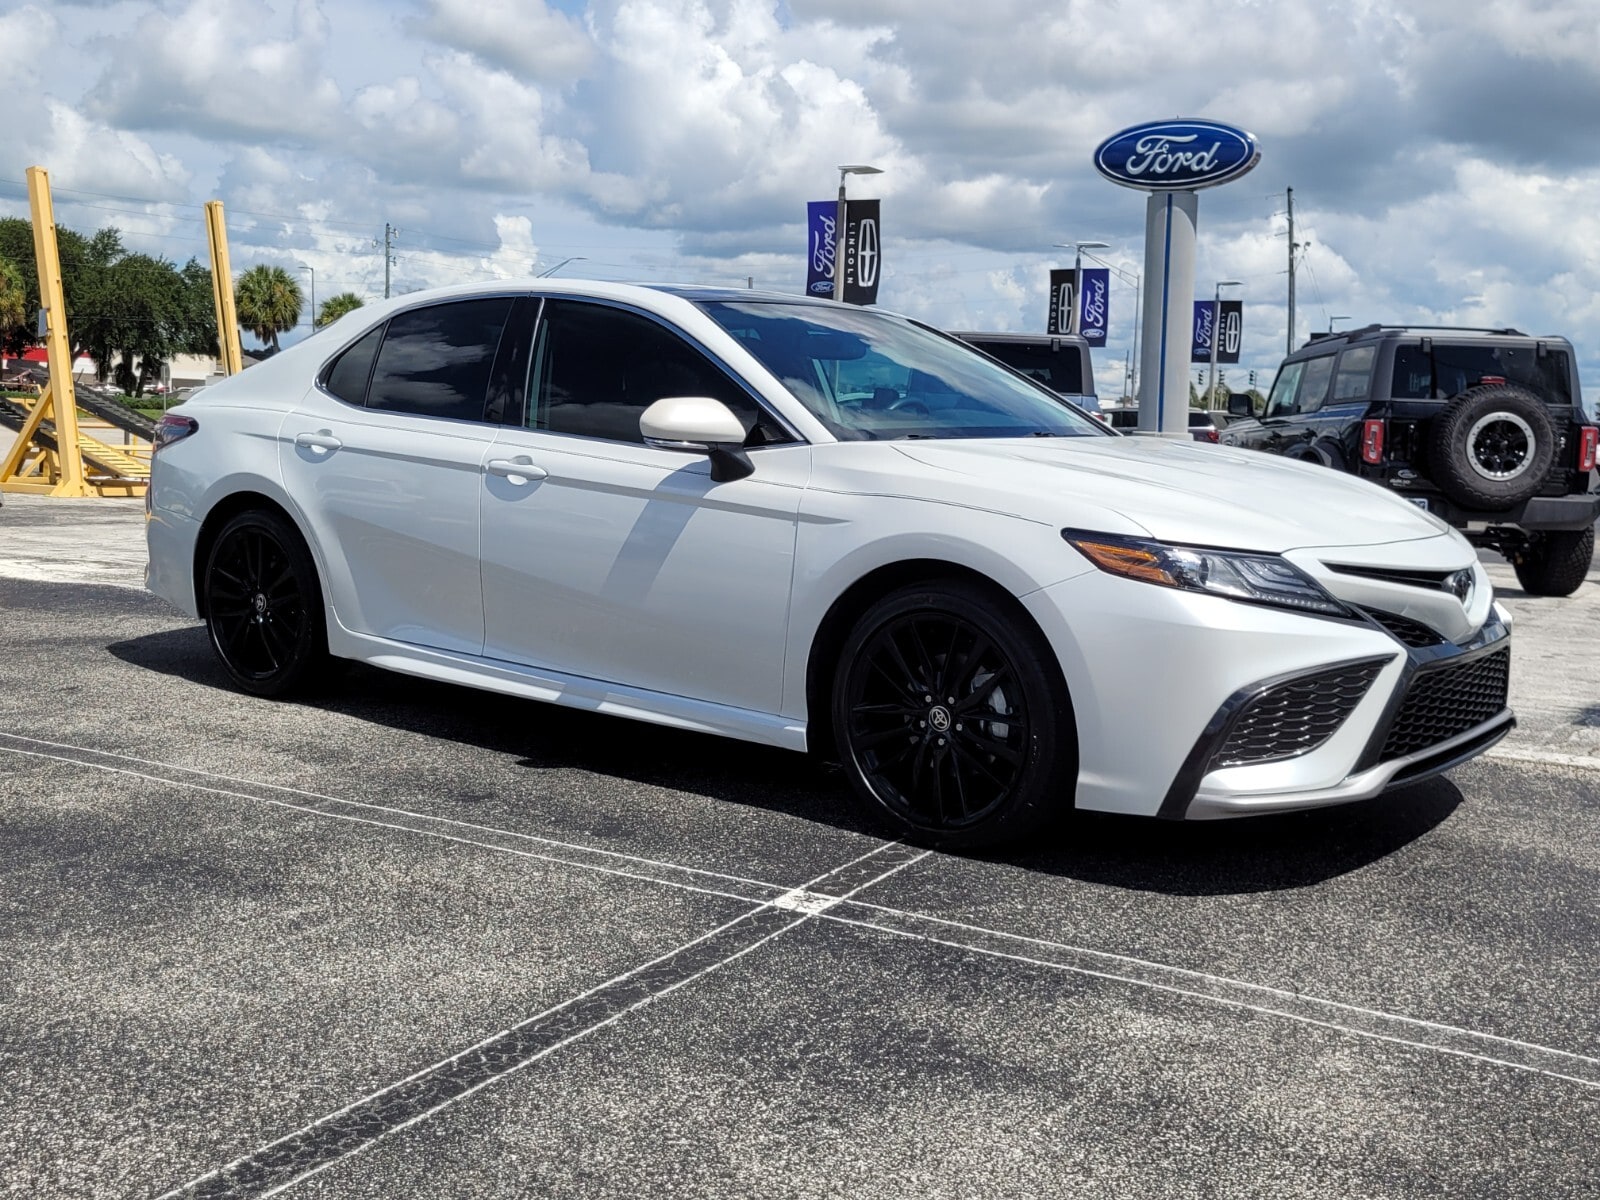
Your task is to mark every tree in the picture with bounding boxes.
[234,264,303,353]
[0,257,24,334]
[316,291,365,327]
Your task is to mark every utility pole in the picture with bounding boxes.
[379,225,395,300]
[1285,187,1296,356]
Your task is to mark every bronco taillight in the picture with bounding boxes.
[1579,426,1598,472]
[1361,419,1385,464]
[151,413,198,453]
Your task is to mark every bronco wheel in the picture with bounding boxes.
[831,581,1073,849]
[202,510,328,697]
[1512,526,1595,598]
[1429,384,1555,510]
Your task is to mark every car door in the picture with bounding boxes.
[478,297,810,715]
[279,296,519,656]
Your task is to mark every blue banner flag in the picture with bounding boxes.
[806,201,836,297]
[1078,268,1109,347]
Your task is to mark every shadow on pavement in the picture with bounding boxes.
[110,626,1461,895]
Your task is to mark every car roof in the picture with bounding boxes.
[1296,324,1574,353]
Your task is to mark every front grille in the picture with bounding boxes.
[1360,607,1445,648]
[1379,648,1510,761]
[1213,660,1385,769]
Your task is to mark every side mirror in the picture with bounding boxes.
[1227,392,1253,418]
[640,396,753,482]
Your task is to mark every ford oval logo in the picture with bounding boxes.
[1094,119,1261,192]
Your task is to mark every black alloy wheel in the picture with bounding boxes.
[832,581,1072,849]
[203,510,328,697]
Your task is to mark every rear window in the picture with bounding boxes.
[1391,343,1572,404]
[964,339,1085,395]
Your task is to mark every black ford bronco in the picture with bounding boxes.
[1222,325,1599,596]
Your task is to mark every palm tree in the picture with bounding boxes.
[234,264,303,353]
[316,291,365,328]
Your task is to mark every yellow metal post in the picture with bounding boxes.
[0,166,90,497]
[204,200,243,376]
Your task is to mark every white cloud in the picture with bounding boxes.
[411,0,596,80]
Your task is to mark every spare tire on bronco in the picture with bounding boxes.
[1428,383,1557,510]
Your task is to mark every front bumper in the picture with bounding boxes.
[1178,614,1513,818]
[1022,568,1513,821]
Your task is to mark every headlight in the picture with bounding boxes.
[1062,530,1349,617]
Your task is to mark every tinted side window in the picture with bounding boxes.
[1265,361,1304,417]
[367,298,513,421]
[323,325,384,406]
[530,301,784,445]
[1296,355,1336,414]
[1332,345,1375,402]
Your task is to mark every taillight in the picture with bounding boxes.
[152,413,198,453]
[1579,426,1598,472]
[1200,428,1219,443]
[1361,419,1385,464]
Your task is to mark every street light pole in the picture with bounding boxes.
[299,264,315,329]
[1328,314,1349,333]
[833,164,882,302]
[1076,247,1140,397]
[1207,280,1242,407]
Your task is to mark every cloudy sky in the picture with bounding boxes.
[2,0,1598,402]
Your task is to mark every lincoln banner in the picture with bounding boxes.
[841,199,881,305]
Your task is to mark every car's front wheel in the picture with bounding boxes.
[831,581,1074,849]
[202,509,329,697]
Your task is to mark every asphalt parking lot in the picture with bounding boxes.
[2,494,1597,1198]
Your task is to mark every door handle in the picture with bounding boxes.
[486,456,548,482]
[294,431,342,452]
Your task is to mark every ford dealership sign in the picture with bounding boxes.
[1094,120,1260,192]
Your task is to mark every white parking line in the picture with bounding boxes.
[5,732,1598,1105]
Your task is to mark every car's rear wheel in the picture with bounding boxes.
[1429,384,1555,509]
[831,581,1073,849]
[1512,526,1594,597]
[202,510,328,697]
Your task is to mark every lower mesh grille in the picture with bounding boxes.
[1380,648,1510,761]
[1213,660,1385,769]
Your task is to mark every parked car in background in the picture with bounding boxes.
[147,282,1512,848]
[1103,404,1226,442]
[1222,325,1599,596]
[949,331,1102,419]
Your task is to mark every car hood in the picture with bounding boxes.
[866,436,1455,553]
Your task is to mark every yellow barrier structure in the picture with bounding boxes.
[0,166,96,496]
[205,200,243,376]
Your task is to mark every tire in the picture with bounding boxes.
[1428,384,1555,510]
[830,580,1074,850]
[1309,440,1347,471]
[202,510,329,697]
[1512,526,1595,597]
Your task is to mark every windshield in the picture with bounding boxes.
[698,301,1106,441]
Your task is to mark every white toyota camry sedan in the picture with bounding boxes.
[146,281,1513,847]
